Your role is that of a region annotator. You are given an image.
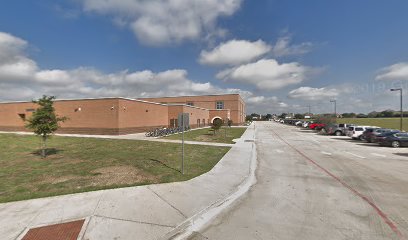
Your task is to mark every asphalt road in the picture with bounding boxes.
[191,121,408,240]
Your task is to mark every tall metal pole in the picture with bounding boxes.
[391,88,403,131]
[308,105,311,115]
[330,100,337,117]
[182,113,185,174]
[400,89,403,131]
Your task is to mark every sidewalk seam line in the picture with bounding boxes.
[147,187,188,219]
[93,214,176,228]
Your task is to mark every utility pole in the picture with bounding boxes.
[330,99,337,117]
[390,88,403,131]
[181,113,185,174]
[308,105,311,115]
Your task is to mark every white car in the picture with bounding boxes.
[347,126,378,140]
[302,121,312,128]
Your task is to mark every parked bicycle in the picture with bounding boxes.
[145,126,190,137]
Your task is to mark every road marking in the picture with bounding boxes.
[276,149,284,153]
[345,151,366,159]
[270,130,405,239]
[321,151,332,156]
[371,153,386,157]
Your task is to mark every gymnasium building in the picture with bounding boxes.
[0,94,246,135]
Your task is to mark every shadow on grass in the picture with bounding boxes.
[31,148,64,156]
[149,158,181,173]
[203,133,215,136]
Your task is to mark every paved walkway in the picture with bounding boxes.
[0,124,256,240]
[0,130,235,147]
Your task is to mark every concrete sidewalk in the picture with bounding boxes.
[0,129,235,147]
[0,124,256,240]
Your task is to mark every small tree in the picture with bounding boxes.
[227,119,233,127]
[26,96,67,158]
[211,118,223,135]
[294,113,304,119]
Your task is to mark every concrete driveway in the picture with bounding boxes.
[193,121,408,240]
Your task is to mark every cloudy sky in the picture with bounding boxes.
[1,0,408,114]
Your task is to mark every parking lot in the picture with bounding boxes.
[193,121,408,240]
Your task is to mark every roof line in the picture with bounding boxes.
[138,93,240,99]
[0,97,167,106]
[167,104,209,110]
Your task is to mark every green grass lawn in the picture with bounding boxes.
[0,134,230,203]
[337,118,408,131]
[163,127,247,144]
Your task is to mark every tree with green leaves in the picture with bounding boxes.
[211,118,223,135]
[294,113,304,119]
[25,96,67,158]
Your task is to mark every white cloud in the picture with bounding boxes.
[272,36,312,57]
[0,32,38,81]
[199,39,271,66]
[216,59,312,90]
[0,31,260,104]
[243,95,291,113]
[81,0,242,46]
[376,62,408,81]
[0,31,320,115]
[288,86,338,101]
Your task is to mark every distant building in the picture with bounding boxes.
[0,94,245,135]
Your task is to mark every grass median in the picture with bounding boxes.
[163,127,247,144]
[0,133,230,203]
[337,118,408,131]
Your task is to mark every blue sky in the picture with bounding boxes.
[1,0,408,114]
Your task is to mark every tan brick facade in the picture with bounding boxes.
[0,94,245,135]
[140,94,245,125]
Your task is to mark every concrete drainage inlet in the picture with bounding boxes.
[21,219,85,240]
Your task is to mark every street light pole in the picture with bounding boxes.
[330,99,337,117]
[390,88,403,131]
[182,113,185,175]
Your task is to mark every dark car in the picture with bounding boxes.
[365,128,400,143]
[377,132,408,148]
[361,127,380,141]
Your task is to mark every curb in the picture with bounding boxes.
[160,126,257,239]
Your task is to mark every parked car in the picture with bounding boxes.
[309,123,326,130]
[295,120,303,126]
[364,128,400,143]
[338,123,354,136]
[360,127,380,141]
[377,132,408,148]
[347,126,378,140]
[303,121,313,128]
[326,124,349,136]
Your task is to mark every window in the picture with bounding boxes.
[186,102,194,106]
[18,113,26,121]
[216,101,224,109]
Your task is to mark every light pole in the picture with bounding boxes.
[330,99,337,117]
[390,88,403,131]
